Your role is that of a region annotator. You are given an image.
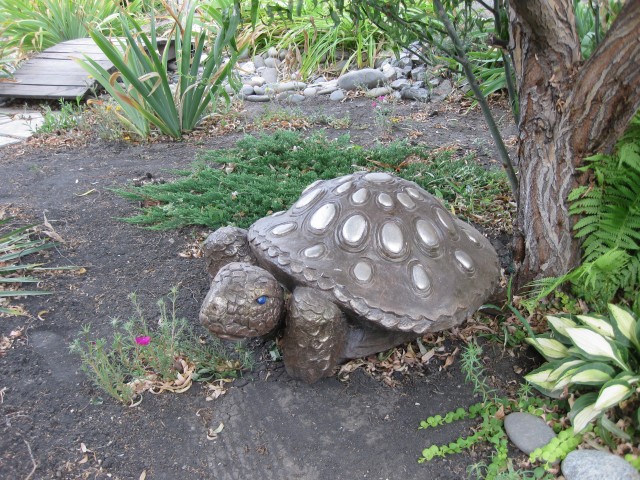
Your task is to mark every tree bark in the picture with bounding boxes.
[508,0,640,287]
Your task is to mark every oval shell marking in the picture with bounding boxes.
[341,214,368,246]
[435,208,457,236]
[396,192,415,209]
[380,222,405,255]
[464,229,482,248]
[271,222,296,236]
[415,219,440,248]
[309,203,337,231]
[351,188,369,205]
[455,250,475,274]
[304,244,327,258]
[406,187,422,199]
[295,188,322,209]
[377,193,394,208]
[352,261,373,283]
[335,181,353,194]
[365,172,393,182]
[411,264,432,293]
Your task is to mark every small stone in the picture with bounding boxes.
[391,56,413,69]
[253,55,266,69]
[245,95,271,102]
[259,67,278,84]
[224,84,236,95]
[273,81,307,93]
[240,85,255,96]
[410,65,427,81]
[264,57,280,68]
[317,86,338,95]
[562,450,640,480]
[433,79,454,98]
[401,87,430,102]
[504,413,555,455]
[238,61,256,75]
[284,94,305,103]
[267,47,278,58]
[278,49,288,60]
[365,86,393,98]
[329,90,345,101]
[303,87,318,97]
[428,77,442,87]
[311,76,329,85]
[276,91,294,101]
[381,64,397,82]
[390,79,411,90]
[249,76,266,87]
[337,68,386,91]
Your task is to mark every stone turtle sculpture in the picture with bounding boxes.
[200,172,500,383]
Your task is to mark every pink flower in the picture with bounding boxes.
[135,336,151,346]
[372,101,377,108]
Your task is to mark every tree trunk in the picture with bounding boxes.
[508,0,640,287]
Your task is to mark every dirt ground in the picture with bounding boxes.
[0,94,538,479]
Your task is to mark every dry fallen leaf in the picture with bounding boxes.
[207,422,224,440]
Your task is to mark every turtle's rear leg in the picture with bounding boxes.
[283,287,346,383]
[202,226,257,278]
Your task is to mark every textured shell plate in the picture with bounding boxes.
[248,172,500,334]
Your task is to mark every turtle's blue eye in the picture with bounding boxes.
[256,295,268,305]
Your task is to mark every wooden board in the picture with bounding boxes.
[0,38,119,100]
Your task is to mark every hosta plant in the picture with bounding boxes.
[525,304,640,433]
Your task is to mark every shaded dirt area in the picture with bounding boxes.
[0,95,537,479]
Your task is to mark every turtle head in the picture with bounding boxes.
[200,262,285,340]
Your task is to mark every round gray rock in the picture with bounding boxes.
[562,450,640,480]
[504,412,555,455]
[337,68,386,91]
[329,90,345,102]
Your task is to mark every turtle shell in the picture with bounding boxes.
[248,172,500,334]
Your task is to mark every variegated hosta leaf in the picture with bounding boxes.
[608,304,639,348]
[572,401,602,433]
[525,358,584,397]
[525,337,570,361]
[569,362,616,386]
[569,392,600,433]
[576,314,615,339]
[594,380,633,412]
[565,327,629,370]
[546,315,578,341]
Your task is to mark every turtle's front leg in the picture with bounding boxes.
[283,287,346,383]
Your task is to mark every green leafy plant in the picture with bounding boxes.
[0,218,55,315]
[36,98,85,134]
[79,1,243,139]
[0,0,143,65]
[114,130,511,230]
[525,111,640,313]
[418,341,563,480]
[69,287,251,405]
[525,304,640,434]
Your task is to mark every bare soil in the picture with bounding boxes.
[0,95,538,479]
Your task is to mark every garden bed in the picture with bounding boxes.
[0,95,537,479]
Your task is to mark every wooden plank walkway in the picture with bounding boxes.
[0,38,117,100]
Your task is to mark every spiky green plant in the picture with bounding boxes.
[78,0,243,139]
[0,219,54,315]
[0,0,143,64]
